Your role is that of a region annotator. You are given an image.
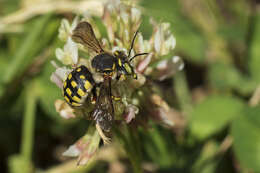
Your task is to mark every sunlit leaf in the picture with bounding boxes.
[190,95,245,140]
[231,106,260,172]
[249,12,260,82]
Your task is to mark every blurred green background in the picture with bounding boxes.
[1,0,260,172]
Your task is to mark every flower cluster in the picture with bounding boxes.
[50,0,184,165]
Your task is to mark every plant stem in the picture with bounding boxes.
[114,126,143,173]
[21,82,37,161]
[173,71,193,116]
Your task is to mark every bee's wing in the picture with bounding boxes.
[72,21,104,54]
[92,78,114,131]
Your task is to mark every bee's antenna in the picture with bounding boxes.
[128,30,139,58]
[129,53,149,62]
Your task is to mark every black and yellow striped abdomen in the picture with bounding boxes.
[63,65,95,107]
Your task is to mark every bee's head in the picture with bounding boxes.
[113,50,127,60]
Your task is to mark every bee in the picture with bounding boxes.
[71,21,147,133]
[72,21,148,80]
[63,65,96,107]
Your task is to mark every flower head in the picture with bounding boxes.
[50,0,184,165]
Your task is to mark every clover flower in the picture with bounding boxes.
[50,0,184,165]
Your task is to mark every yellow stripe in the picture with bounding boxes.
[71,102,81,107]
[77,88,85,97]
[72,95,81,103]
[66,88,72,96]
[84,80,92,91]
[80,75,85,79]
[64,96,70,103]
[104,68,112,71]
[76,68,81,72]
[63,81,67,88]
[71,81,77,88]
[118,59,122,66]
[112,63,116,70]
[68,73,72,80]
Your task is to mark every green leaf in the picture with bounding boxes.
[36,62,62,121]
[2,14,51,85]
[249,12,260,82]
[231,106,260,172]
[208,63,258,95]
[190,95,245,140]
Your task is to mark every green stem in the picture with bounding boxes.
[173,71,193,115]
[21,82,37,161]
[114,126,143,173]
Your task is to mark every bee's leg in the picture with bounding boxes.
[108,78,115,116]
[116,73,121,80]
[90,86,97,104]
[96,123,111,145]
[116,71,127,81]
[111,95,121,101]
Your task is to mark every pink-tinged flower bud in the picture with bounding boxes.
[123,104,139,123]
[55,100,76,119]
[63,127,101,165]
[136,53,152,74]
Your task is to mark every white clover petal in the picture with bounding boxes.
[137,53,152,73]
[154,27,162,53]
[62,145,80,157]
[65,37,78,65]
[144,40,151,52]
[56,67,71,81]
[137,33,145,52]
[62,19,71,33]
[172,55,180,63]
[60,109,76,119]
[131,7,141,23]
[121,11,129,25]
[101,38,109,47]
[161,22,170,32]
[124,104,139,123]
[50,72,63,89]
[158,108,174,126]
[50,60,59,68]
[58,19,70,41]
[172,56,184,71]
[165,35,176,50]
[106,0,120,12]
[124,29,130,43]
[55,99,76,119]
[50,66,70,88]
[57,37,78,65]
[71,16,79,31]
[156,60,168,70]
[106,3,115,13]
[179,63,185,71]
[55,48,64,62]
